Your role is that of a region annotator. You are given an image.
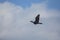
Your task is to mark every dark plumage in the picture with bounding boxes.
[30,14,42,24]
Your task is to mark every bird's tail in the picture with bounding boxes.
[38,22,42,24]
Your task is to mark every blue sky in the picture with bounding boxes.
[0,0,60,40]
[0,0,60,10]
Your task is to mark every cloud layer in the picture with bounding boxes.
[0,1,60,40]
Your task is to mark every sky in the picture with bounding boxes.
[0,0,60,40]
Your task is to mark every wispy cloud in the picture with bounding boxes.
[0,1,60,40]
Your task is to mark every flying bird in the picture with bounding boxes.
[30,14,42,24]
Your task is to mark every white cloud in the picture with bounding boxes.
[0,1,60,40]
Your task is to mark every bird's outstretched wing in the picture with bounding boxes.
[35,14,40,23]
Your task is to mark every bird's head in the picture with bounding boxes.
[30,21,34,23]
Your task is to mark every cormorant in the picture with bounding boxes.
[30,14,42,24]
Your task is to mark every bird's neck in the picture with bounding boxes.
[30,21,34,23]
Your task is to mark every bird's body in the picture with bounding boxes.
[30,14,42,24]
